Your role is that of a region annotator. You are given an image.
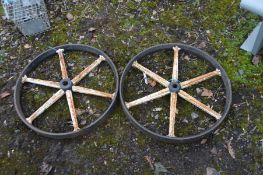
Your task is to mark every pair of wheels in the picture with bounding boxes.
[14,44,231,143]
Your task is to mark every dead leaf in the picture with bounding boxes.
[252,55,261,67]
[76,108,88,116]
[91,37,96,43]
[183,55,190,61]
[201,138,207,144]
[201,88,213,98]
[210,147,217,155]
[206,167,220,175]
[0,91,10,99]
[153,107,162,112]
[91,35,97,43]
[198,41,206,48]
[40,162,52,175]
[24,44,32,49]
[226,137,236,159]
[88,27,96,32]
[154,162,168,175]
[144,156,154,170]
[191,112,199,119]
[148,79,157,87]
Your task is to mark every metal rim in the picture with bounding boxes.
[14,44,119,139]
[119,43,232,143]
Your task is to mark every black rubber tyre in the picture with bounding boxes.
[119,43,232,143]
[14,44,119,139]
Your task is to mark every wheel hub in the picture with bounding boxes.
[59,78,73,91]
[168,80,181,93]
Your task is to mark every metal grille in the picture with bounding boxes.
[1,0,50,36]
[1,0,15,20]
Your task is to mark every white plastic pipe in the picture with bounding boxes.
[240,0,263,17]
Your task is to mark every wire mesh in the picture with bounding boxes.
[1,0,50,36]
[1,0,15,20]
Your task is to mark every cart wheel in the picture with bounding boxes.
[14,44,119,139]
[120,43,232,143]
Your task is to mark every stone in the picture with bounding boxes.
[66,13,74,21]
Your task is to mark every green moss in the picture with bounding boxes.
[0,50,5,64]
[143,170,152,175]
[141,2,157,9]
[127,1,137,12]
[254,118,263,133]
[0,4,4,16]
[159,7,193,29]
[0,151,38,175]
[189,0,263,87]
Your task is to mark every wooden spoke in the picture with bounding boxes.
[181,69,221,89]
[65,90,80,131]
[56,49,80,130]
[178,90,221,119]
[24,53,110,131]
[21,76,114,99]
[126,88,170,109]
[26,90,65,124]
[169,93,177,137]
[72,86,114,99]
[23,55,107,127]
[22,75,60,88]
[57,49,69,79]
[172,46,181,79]
[168,46,180,137]
[132,61,169,87]
[72,55,105,85]
[25,49,69,124]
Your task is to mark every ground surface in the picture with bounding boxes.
[0,0,262,174]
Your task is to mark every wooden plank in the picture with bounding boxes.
[22,75,60,88]
[72,55,105,84]
[126,88,170,109]
[24,55,106,127]
[56,49,68,79]
[168,92,177,137]
[26,90,65,124]
[180,69,221,89]
[56,49,80,130]
[132,61,169,87]
[72,86,114,99]
[178,90,221,119]
[65,90,80,131]
[172,46,181,79]
[168,46,181,137]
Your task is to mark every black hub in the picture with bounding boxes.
[168,80,181,93]
[59,78,73,91]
